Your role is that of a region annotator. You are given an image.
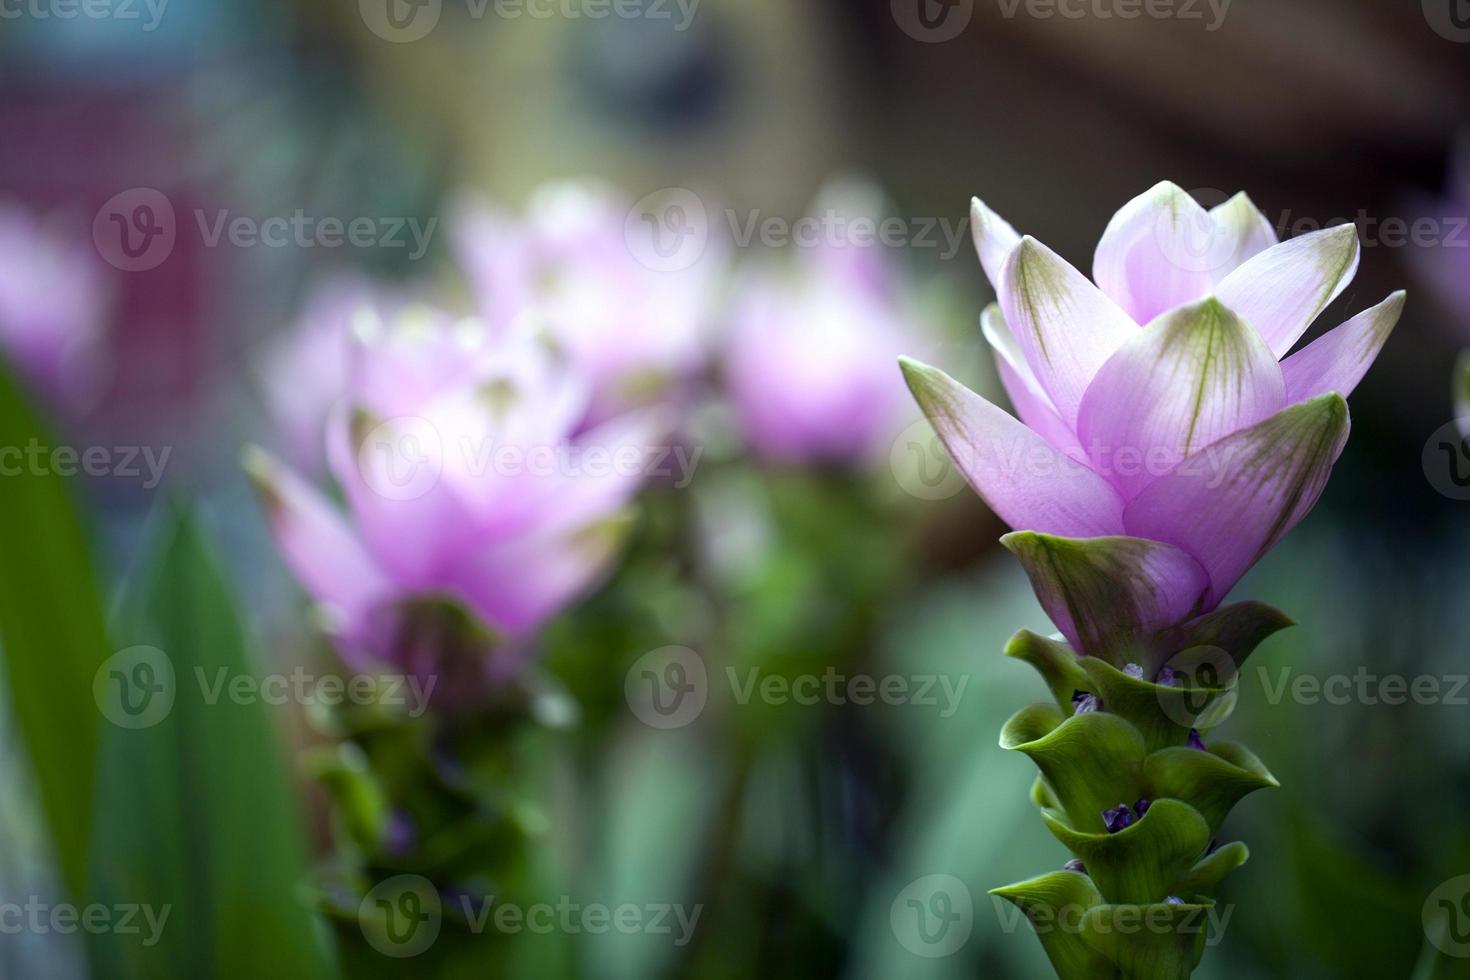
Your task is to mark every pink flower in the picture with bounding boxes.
[248,304,666,675]
[256,277,371,476]
[903,182,1402,655]
[452,181,721,427]
[0,203,111,412]
[723,181,921,466]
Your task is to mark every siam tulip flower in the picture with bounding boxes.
[247,302,666,691]
[451,181,722,427]
[0,203,111,413]
[905,181,1402,980]
[903,181,1403,657]
[256,276,374,476]
[723,180,924,466]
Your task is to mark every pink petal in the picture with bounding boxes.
[1123,394,1351,606]
[1076,298,1286,501]
[1206,192,1279,281]
[998,237,1139,429]
[981,304,1086,461]
[244,447,392,627]
[444,515,633,635]
[1092,181,1216,324]
[900,357,1125,537]
[1214,224,1360,358]
[971,197,1023,291]
[1281,292,1405,404]
[1001,532,1210,658]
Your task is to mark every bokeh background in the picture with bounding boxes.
[3,0,1470,977]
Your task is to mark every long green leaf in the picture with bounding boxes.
[86,511,335,979]
[0,368,110,897]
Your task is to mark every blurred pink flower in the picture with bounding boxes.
[248,304,666,675]
[0,203,111,412]
[256,277,370,476]
[451,181,722,426]
[722,181,921,466]
[904,182,1402,653]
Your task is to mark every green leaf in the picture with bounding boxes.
[1043,799,1210,906]
[1079,658,1231,754]
[85,512,334,979]
[991,871,1113,980]
[1156,601,1292,668]
[0,367,111,897]
[1001,708,1146,834]
[1000,533,1207,666]
[1005,629,1090,712]
[1170,841,1249,903]
[1078,901,1214,980]
[1143,742,1278,836]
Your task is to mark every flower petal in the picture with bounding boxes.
[244,446,392,627]
[971,197,1022,290]
[1092,181,1216,324]
[981,304,1086,460]
[900,357,1124,536]
[1206,192,1279,281]
[999,237,1139,428]
[1281,291,1405,403]
[1076,298,1286,501]
[1001,533,1209,664]
[1213,224,1361,358]
[1123,394,1351,605]
[444,513,634,635]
